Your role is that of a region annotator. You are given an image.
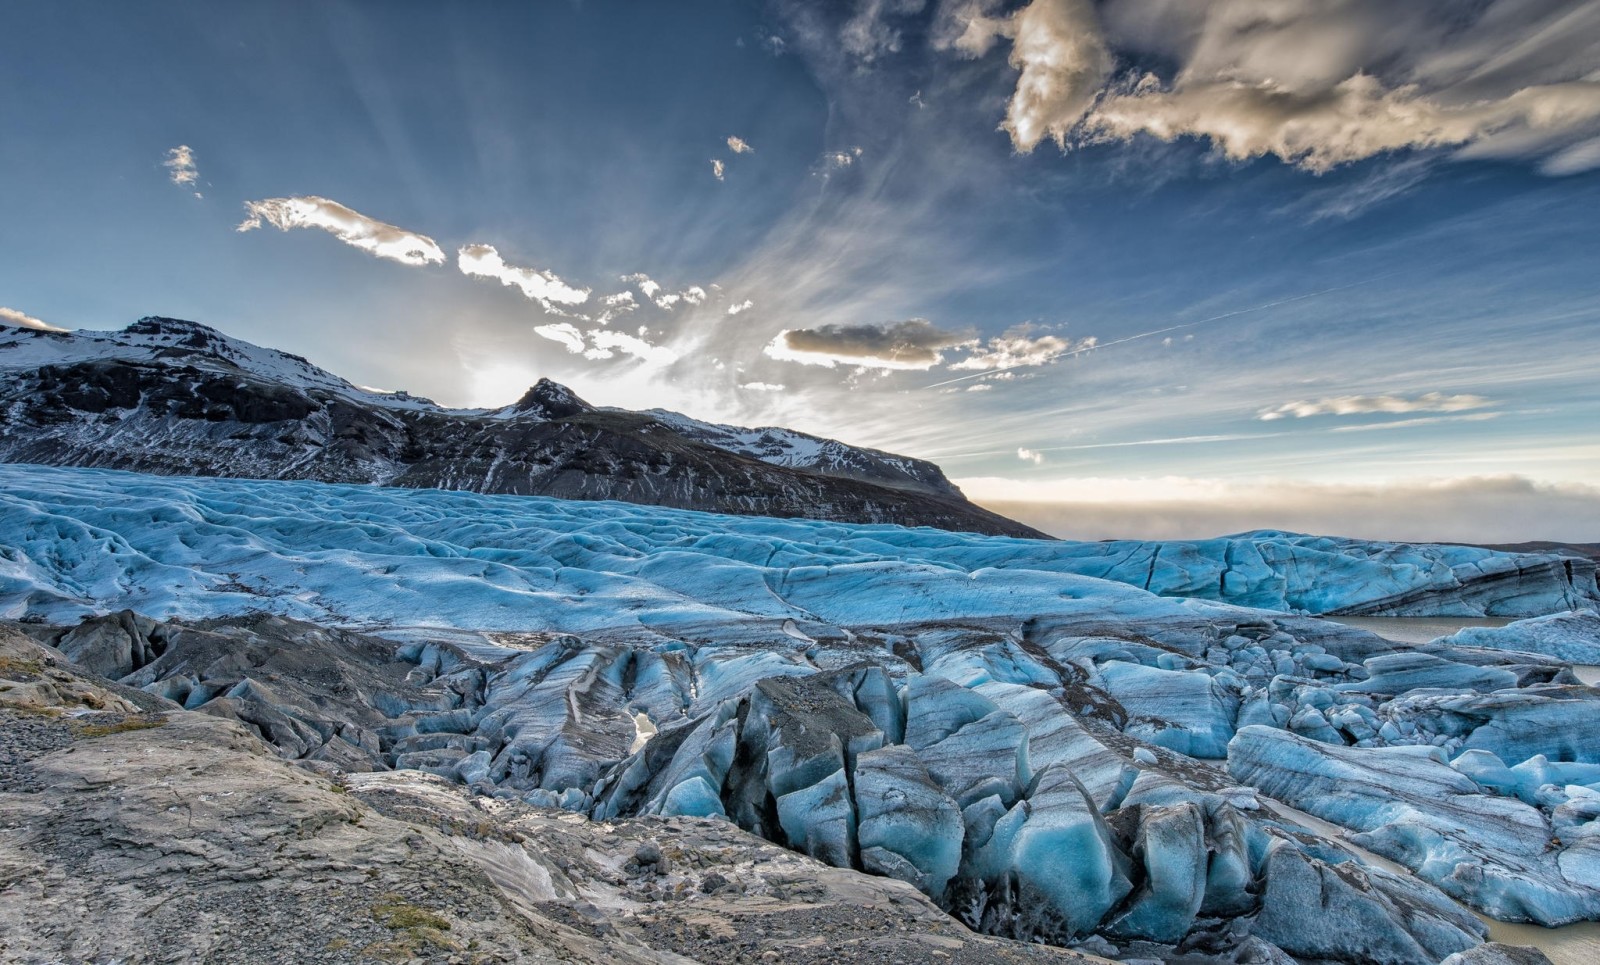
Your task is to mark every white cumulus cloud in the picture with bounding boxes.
[594,291,638,324]
[727,135,754,154]
[533,322,586,354]
[765,319,974,371]
[458,244,590,312]
[533,319,678,367]
[1085,74,1600,174]
[621,273,662,299]
[816,147,865,173]
[163,145,201,196]
[618,274,707,311]
[237,196,446,267]
[727,299,755,316]
[1001,0,1112,153]
[711,158,726,181]
[740,381,786,392]
[951,327,1096,371]
[1017,447,1045,465]
[946,0,1600,173]
[590,328,679,365]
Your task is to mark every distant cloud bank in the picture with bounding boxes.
[962,473,1600,544]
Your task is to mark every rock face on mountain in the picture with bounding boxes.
[0,317,1043,538]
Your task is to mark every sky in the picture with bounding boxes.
[2,0,1598,543]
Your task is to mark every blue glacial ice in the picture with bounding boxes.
[1437,609,1600,664]
[1,464,1594,628]
[6,463,1600,961]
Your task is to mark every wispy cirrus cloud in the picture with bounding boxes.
[237,196,446,266]
[0,306,68,332]
[457,244,590,312]
[1328,412,1502,433]
[1258,392,1495,421]
[765,319,974,371]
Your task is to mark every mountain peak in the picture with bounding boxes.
[511,378,593,419]
[0,317,1047,537]
[125,317,227,343]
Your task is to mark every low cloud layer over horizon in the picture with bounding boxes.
[970,475,1600,544]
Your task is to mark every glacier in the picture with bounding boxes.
[5,462,1600,962]
[0,464,1593,629]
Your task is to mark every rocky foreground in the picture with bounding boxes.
[0,626,1110,965]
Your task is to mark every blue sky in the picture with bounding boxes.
[3,1,1598,541]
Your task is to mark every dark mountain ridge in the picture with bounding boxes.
[0,317,1047,538]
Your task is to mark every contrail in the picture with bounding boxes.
[923,274,1395,390]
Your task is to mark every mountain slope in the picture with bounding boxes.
[0,317,1044,538]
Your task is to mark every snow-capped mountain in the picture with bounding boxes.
[0,317,1045,537]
